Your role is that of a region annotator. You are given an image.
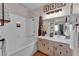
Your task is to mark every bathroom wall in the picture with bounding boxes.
[0,3,32,55]
[5,3,31,18]
[72,4,79,45]
[30,3,71,19]
[73,4,79,23]
[2,14,28,55]
[26,17,39,37]
[0,14,28,55]
[73,3,79,14]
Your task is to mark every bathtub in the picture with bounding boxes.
[9,37,37,56]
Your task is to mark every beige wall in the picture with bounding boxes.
[4,3,31,18]
[30,3,71,19]
[0,3,31,55]
[1,3,78,19]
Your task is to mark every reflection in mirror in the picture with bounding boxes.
[55,25,59,31]
[59,24,64,35]
[54,25,59,35]
[54,24,64,36]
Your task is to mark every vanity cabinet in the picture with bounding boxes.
[45,44,54,55]
[37,39,54,55]
[37,39,47,53]
[37,38,73,56]
[54,42,72,56]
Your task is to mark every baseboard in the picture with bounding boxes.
[8,43,35,56]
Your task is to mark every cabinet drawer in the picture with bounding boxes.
[38,39,48,43]
[54,42,72,56]
[53,41,72,56]
[37,40,43,51]
[37,39,48,52]
[54,42,69,49]
[54,48,66,56]
[45,45,54,56]
[39,39,48,48]
[54,46,67,56]
[66,48,73,56]
[54,47,72,56]
[48,40,55,46]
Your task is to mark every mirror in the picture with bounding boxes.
[41,14,77,40]
[55,25,59,31]
[54,24,64,35]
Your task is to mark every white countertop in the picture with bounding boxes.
[37,35,74,49]
[38,35,70,44]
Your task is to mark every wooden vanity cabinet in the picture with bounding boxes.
[37,39,48,54]
[37,38,54,56]
[54,42,72,56]
[37,38,73,56]
[45,44,54,55]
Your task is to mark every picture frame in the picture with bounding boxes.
[56,3,66,8]
[50,3,56,10]
[43,5,49,12]
[43,3,66,13]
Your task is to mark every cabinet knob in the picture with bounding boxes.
[55,47,57,50]
[39,39,41,41]
[60,52,62,54]
[66,50,68,53]
[59,45,63,47]
[43,44,45,46]
[48,48,49,50]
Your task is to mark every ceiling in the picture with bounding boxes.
[20,3,47,11]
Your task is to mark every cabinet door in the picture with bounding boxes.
[55,41,69,48]
[45,45,54,56]
[54,42,72,56]
[37,39,43,51]
[65,47,73,56]
[37,39,48,53]
[43,41,54,56]
[54,46,67,56]
[54,46,73,56]
[41,39,48,53]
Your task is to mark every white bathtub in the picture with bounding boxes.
[9,37,37,56]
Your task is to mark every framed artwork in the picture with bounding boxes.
[56,3,66,8]
[43,3,66,13]
[43,5,49,12]
[50,3,56,10]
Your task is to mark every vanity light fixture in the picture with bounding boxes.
[0,3,11,26]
